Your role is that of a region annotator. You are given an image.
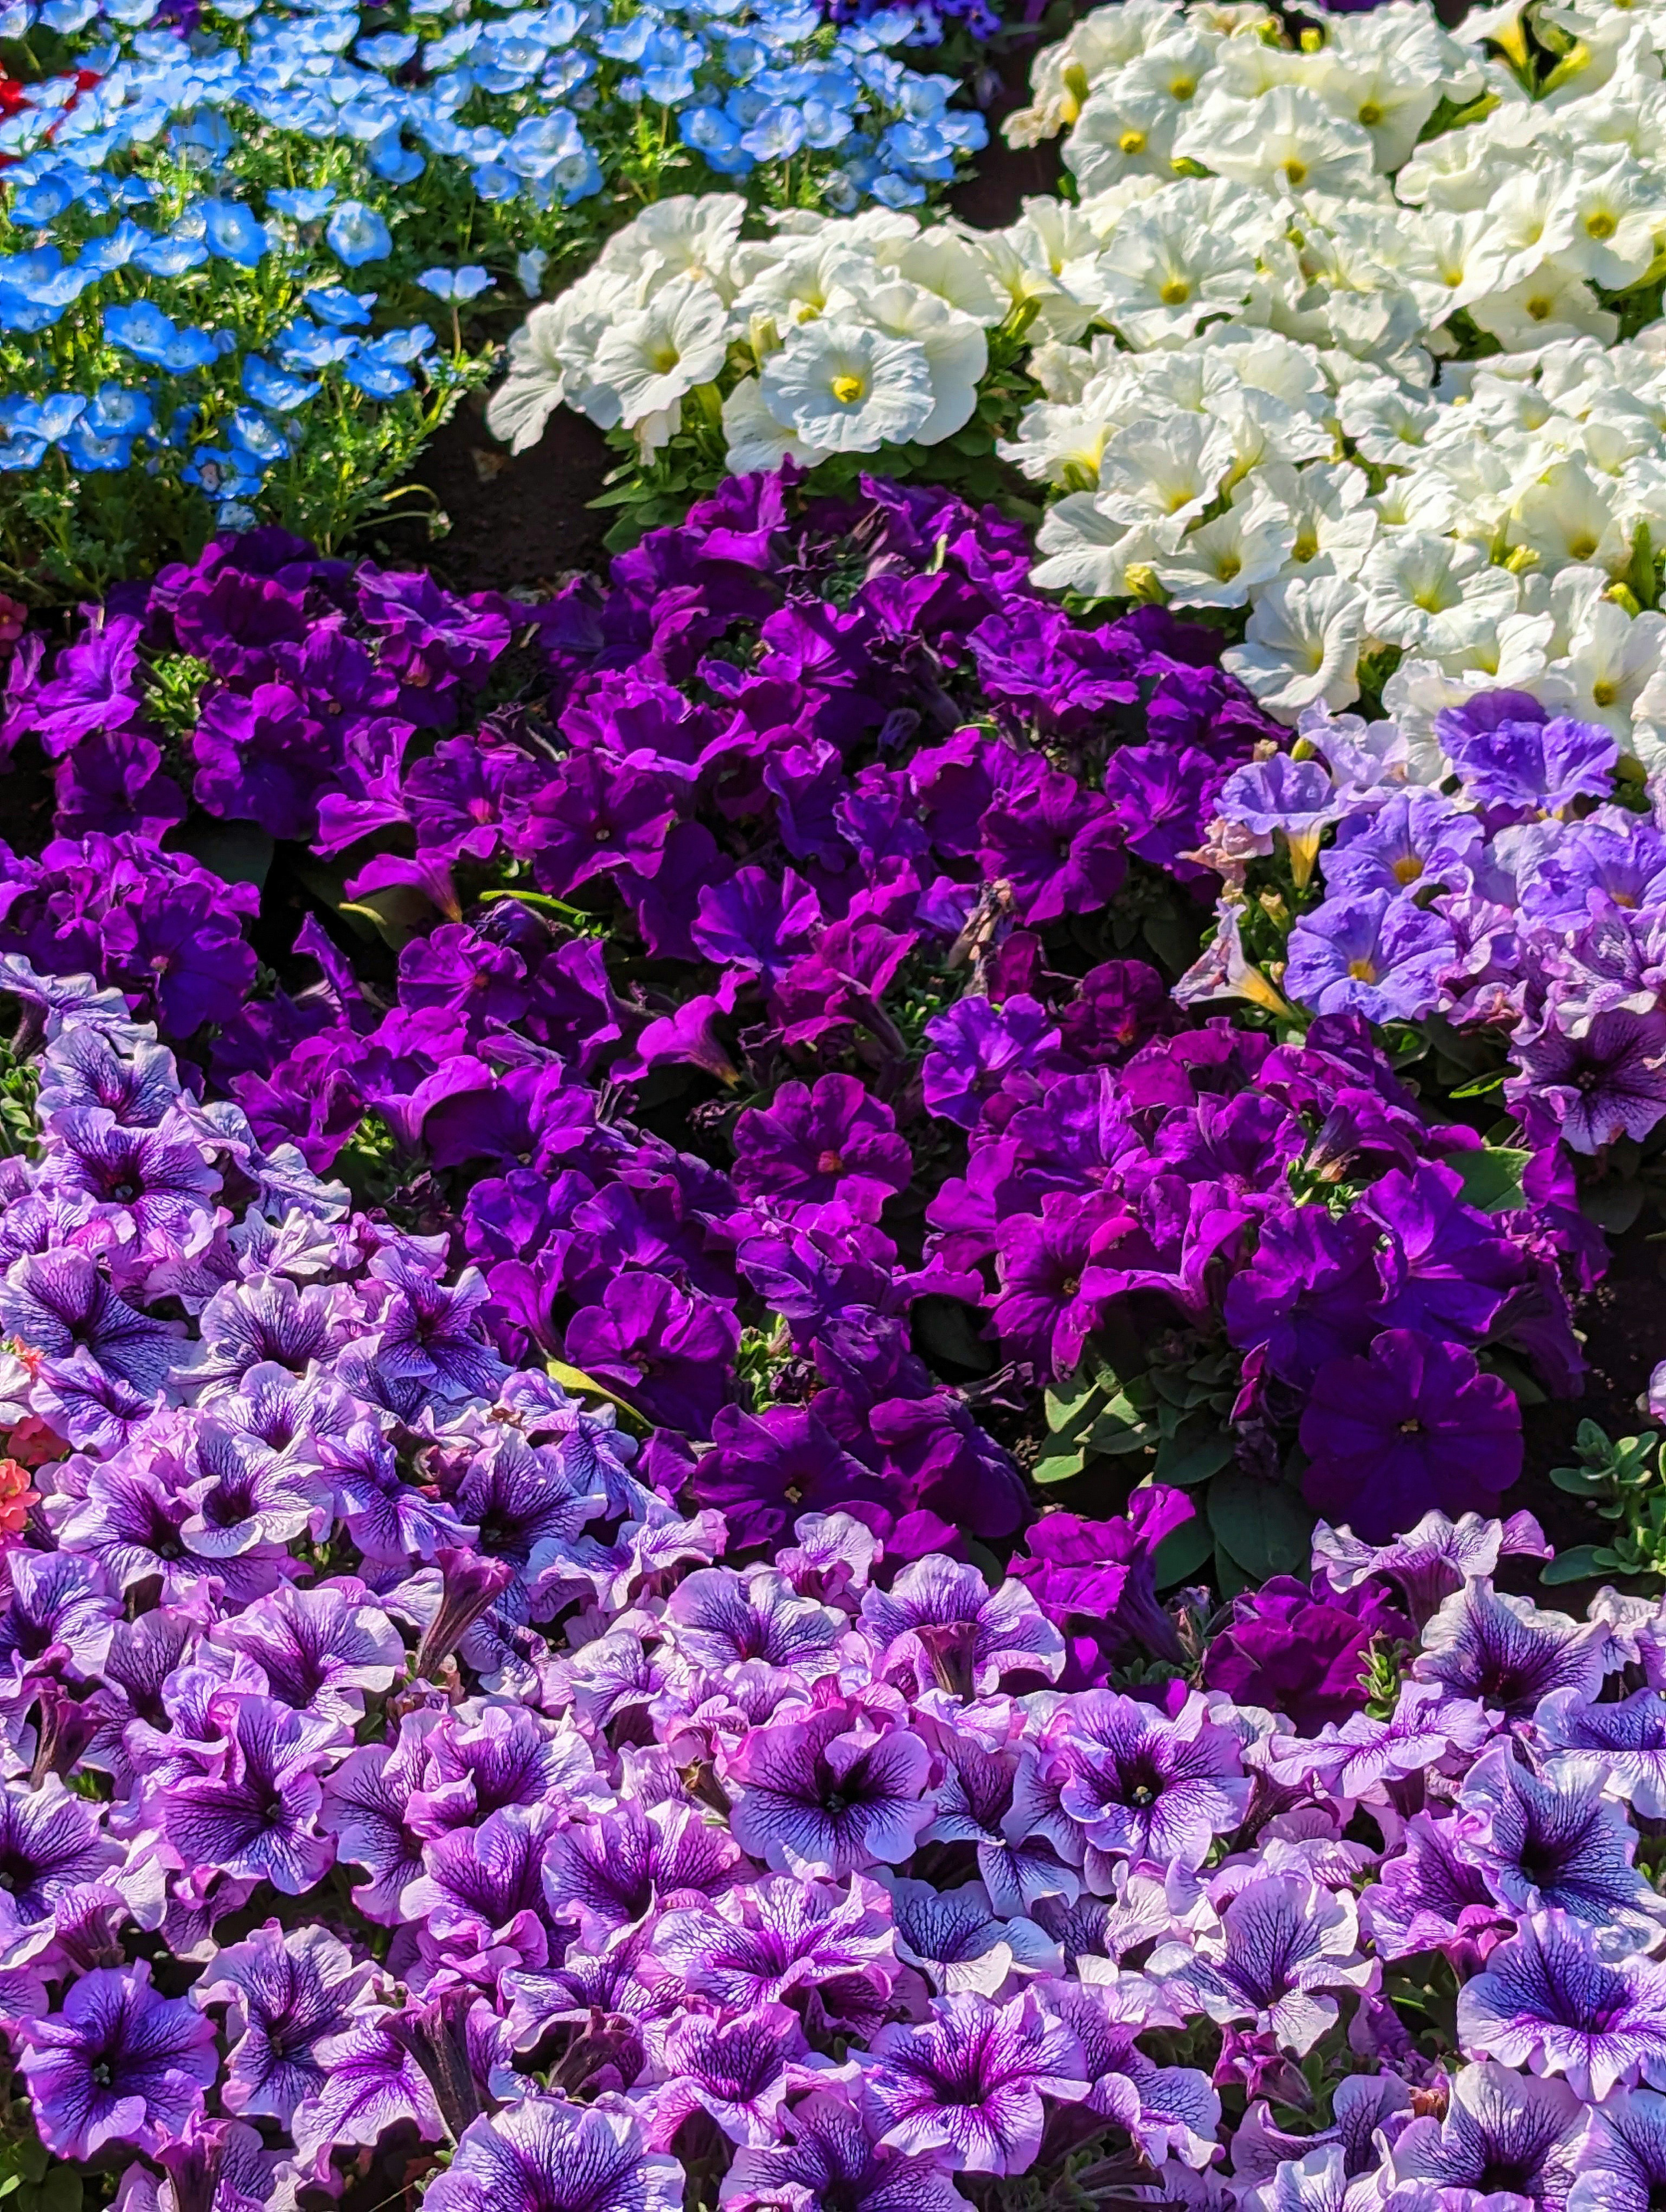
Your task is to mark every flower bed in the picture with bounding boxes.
[4,0,1666,2207]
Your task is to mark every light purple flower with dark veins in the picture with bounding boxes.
[0,1248,177,1393]
[544,1797,742,1937]
[209,1579,405,1723]
[0,1548,121,1688]
[644,1999,811,2149]
[1042,1690,1251,1874]
[35,1026,181,1128]
[1313,1509,1551,1624]
[423,2092,682,2212]
[37,1107,219,1259]
[182,1274,360,1395]
[920,1738,1080,1921]
[1536,1687,1666,1818]
[857,1988,1089,2176]
[884,1875,1061,1998]
[1388,2060,1584,2210]
[454,1427,606,1582]
[656,1872,898,2036]
[178,1423,331,1563]
[14,1958,219,2160]
[31,1348,155,1454]
[1266,1680,1492,1809]
[196,1920,379,2126]
[1236,2143,1385,2212]
[323,1422,472,1570]
[0,1776,123,1953]
[1457,1911,1666,2100]
[1358,1810,1515,1965]
[1042,1977,1220,2169]
[721,2088,967,2212]
[1455,1743,1666,1954]
[320,1711,439,1924]
[1415,1580,1609,1719]
[289,2009,446,2174]
[50,1457,283,1604]
[1147,1877,1375,2056]
[663,1566,849,1677]
[1218,754,1342,843]
[1570,2085,1666,2212]
[402,1801,558,1973]
[502,1931,679,2073]
[405,1707,603,1840]
[722,1698,937,1881]
[859,1557,1065,1699]
[118,2112,277,2212]
[1508,1007,1666,1154]
[161,1692,345,1895]
[1283,890,1457,1021]
[357,1242,505,1402]
[1233,2075,1413,2192]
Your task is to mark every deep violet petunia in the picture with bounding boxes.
[424,2092,682,2212]
[721,2090,966,2212]
[15,1960,219,2160]
[196,1921,379,2125]
[722,1699,936,1880]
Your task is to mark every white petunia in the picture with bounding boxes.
[1152,490,1296,606]
[721,376,813,475]
[1511,455,1629,573]
[485,300,571,454]
[1096,410,1236,526]
[1092,189,1263,344]
[1223,572,1367,719]
[1259,459,1381,579]
[1467,265,1619,350]
[587,275,731,433]
[1359,530,1521,653]
[1556,598,1666,734]
[859,282,989,445]
[1544,154,1666,289]
[1338,377,1442,465]
[757,320,935,453]
[1174,83,1378,199]
[1029,496,1180,597]
[593,193,747,300]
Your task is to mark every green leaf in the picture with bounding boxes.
[1541,1545,1606,1584]
[545,1359,648,1433]
[1208,1469,1314,1581]
[1154,1427,1236,1488]
[1043,1374,1108,1453]
[1032,1438,1089,1486]
[1583,1180,1648,1235]
[1087,1392,1154,1456]
[1450,1145,1531,1213]
[1151,1510,1213,1589]
[168,818,275,893]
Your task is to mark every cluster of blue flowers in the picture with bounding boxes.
[0,0,985,578]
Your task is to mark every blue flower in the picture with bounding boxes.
[74,221,149,277]
[202,200,271,266]
[417,265,495,302]
[740,102,806,158]
[85,385,153,437]
[515,248,549,298]
[64,425,134,471]
[357,31,417,66]
[133,232,210,278]
[9,177,73,223]
[103,301,221,372]
[325,200,392,268]
[277,324,359,370]
[306,286,375,327]
[370,134,426,183]
[12,393,86,444]
[267,187,337,221]
[242,355,321,411]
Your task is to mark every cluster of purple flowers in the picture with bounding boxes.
[1185,694,1666,1164]
[927,1005,1604,1539]
[0,988,1662,2212]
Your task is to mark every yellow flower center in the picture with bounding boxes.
[1348,956,1378,983]
[1119,128,1147,154]
[1393,855,1423,885]
[831,373,866,405]
[1586,210,1617,239]
[1592,678,1619,706]
[1357,101,1382,125]
[1159,277,1192,305]
[1215,553,1242,580]
[1568,533,1598,560]
[1525,294,1553,321]
[650,344,680,372]
[1282,157,1308,187]
[1170,76,1195,99]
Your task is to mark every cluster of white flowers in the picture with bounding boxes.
[495,0,1666,761]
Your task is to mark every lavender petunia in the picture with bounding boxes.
[15,1959,219,2160]
[1456,1911,1666,2099]
[424,2093,682,2212]
[858,1988,1089,2176]
[1536,1686,1666,1818]
[1570,2085,1666,2212]
[720,2090,965,2212]
[1415,1580,1608,1719]
[161,1692,345,1895]
[1042,1689,1251,1875]
[197,1920,379,2125]
[1454,1742,1666,1953]
[723,1699,936,1880]
[859,1557,1065,1698]
[1389,2060,1584,2210]
[1147,1876,1375,2056]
